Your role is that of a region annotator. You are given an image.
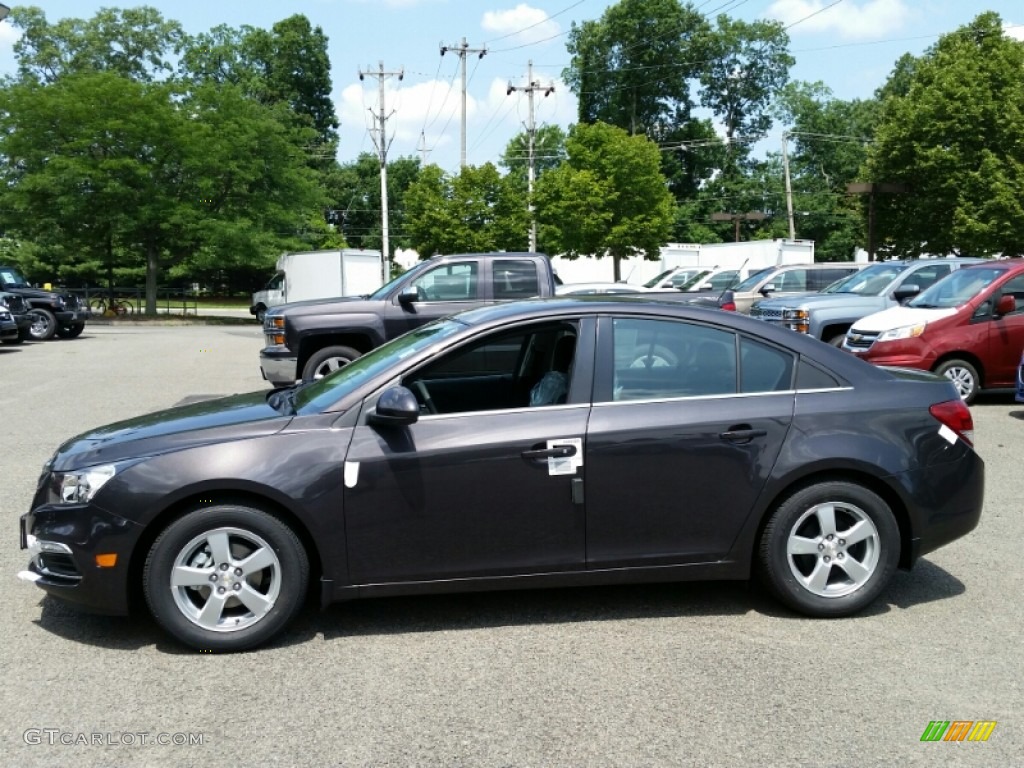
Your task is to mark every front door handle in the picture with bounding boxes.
[719,426,768,443]
[522,445,577,460]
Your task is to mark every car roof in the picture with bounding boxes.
[961,258,1024,272]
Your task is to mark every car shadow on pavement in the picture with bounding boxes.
[1009,410,1024,421]
[29,560,966,652]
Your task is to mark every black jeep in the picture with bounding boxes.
[0,266,89,340]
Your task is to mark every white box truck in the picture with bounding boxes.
[250,249,384,321]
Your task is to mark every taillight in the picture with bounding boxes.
[929,399,974,447]
[720,301,737,311]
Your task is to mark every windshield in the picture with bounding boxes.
[0,267,29,288]
[293,319,465,413]
[643,269,675,288]
[908,267,1002,309]
[676,270,713,291]
[368,259,435,300]
[821,262,908,295]
[732,268,777,292]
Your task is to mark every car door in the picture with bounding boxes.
[584,315,795,568]
[382,260,483,338]
[985,274,1024,386]
[342,318,595,584]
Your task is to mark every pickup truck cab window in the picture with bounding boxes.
[493,259,539,299]
[410,262,479,301]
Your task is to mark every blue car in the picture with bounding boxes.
[1017,350,1024,402]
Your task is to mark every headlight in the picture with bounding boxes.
[782,309,808,321]
[877,323,926,342]
[268,316,285,330]
[54,465,117,504]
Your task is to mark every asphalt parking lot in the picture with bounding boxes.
[1,324,1021,767]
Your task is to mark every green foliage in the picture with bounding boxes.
[329,154,422,252]
[533,122,674,279]
[501,124,567,182]
[403,164,528,257]
[867,12,1024,257]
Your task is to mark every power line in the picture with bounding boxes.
[785,0,845,31]
[483,0,587,45]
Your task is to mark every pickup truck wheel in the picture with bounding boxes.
[55,322,85,339]
[934,359,980,404]
[827,333,847,347]
[255,306,267,324]
[28,308,58,340]
[302,345,362,382]
[143,504,309,652]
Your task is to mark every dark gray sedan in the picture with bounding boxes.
[19,299,984,651]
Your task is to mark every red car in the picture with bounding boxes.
[843,259,1024,403]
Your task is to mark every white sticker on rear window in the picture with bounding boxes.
[938,424,958,445]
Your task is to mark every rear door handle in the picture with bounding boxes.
[522,445,577,460]
[719,427,768,443]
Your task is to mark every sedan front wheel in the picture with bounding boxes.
[758,481,899,617]
[143,504,309,652]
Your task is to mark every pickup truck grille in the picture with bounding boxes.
[749,306,783,322]
[1,295,27,313]
[61,294,82,310]
[845,329,879,350]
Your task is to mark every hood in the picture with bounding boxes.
[851,304,958,333]
[755,292,881,310]
[4,285,63,300]
[270,295,372,316]
[51,390,291,471]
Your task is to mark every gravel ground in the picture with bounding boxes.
[0,324,1020,768]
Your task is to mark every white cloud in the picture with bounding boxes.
[765,0,911,41]
[1005,22,1024,42]
[0,23,22,48]
[338,77,472,148]
[481,4,560,47]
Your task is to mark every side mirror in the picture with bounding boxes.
[760,283,777,296]
[368,386,420,426]
[893,284,920,302]
[996,293,1016,316]
[398,286,420,305]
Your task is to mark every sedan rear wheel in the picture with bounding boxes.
[144,505,308,652]
[934,359,980,404]
[758,481,899,617]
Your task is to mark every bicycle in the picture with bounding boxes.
[88,296,135,316]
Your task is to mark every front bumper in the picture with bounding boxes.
[260,346,299,386]
[19,503,143,615]
[1,323,16,340]
[55,309,89,325]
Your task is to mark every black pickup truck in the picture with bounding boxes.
[0,265,89,340]
[261,252,560,385]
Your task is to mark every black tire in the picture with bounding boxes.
[758,481,899,618]
[301,345,362,382]
[934,358,980,404]
[55,322,85,339]
[255,305,267,324]
[28,308,57,340]
[143,504,309,652]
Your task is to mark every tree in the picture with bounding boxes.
[501,124,567,182]
[0,73,325,312]
[564,0,710,135]
[403,164,528,257]
[533,122,674,280]
[11,5,184,83]
[330,154,422,252]
[866,12,1024,257]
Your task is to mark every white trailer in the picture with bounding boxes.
[550,240,816,288]
[250,249,384,321]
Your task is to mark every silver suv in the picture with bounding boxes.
[749,258,987,345]
[727,262,865,314]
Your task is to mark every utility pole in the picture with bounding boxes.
[359,61,403,282]
[440,38,486,167]
[507,60,554,252]
[846,182,907,260]
[782,132,796,240]
[417,131,432,165]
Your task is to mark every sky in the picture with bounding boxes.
[0,0,1022,173]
